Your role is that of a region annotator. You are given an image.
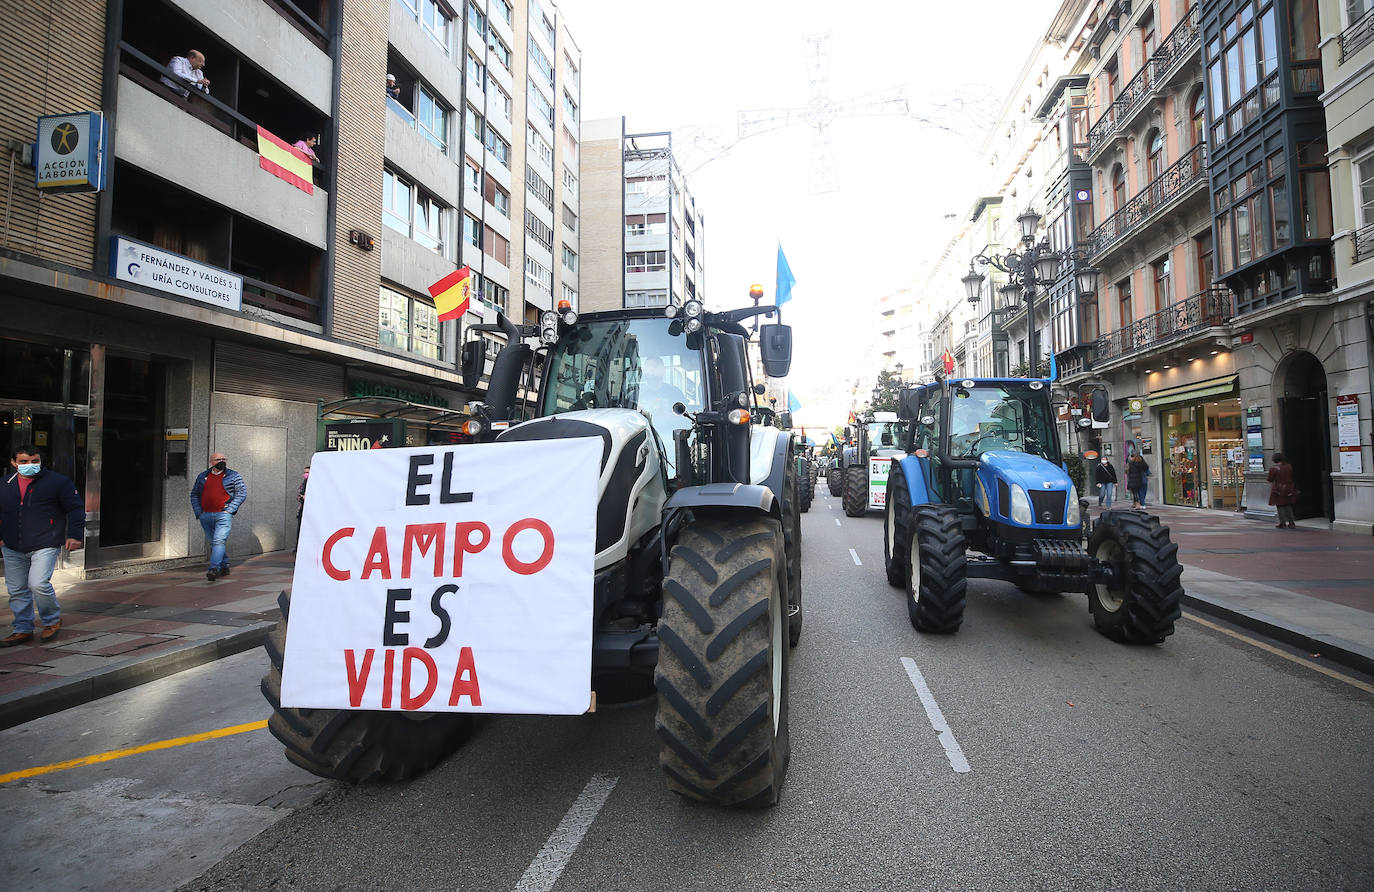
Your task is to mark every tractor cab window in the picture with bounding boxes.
[866,422,904,454]
[948,382,1059,462]
[540,317,706,474]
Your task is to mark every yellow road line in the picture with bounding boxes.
[0,718,269,784]
[1182,613,1374,695]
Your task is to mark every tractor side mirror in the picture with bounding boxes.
[880,432,893,446]
[778,411,793,429]
[1090,388,1110,423]
[460,341,485,389]
[758,324,792,377]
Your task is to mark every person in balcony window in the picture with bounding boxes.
[161,50,210,98]
[293,135,320,164]
[386,74,401,102]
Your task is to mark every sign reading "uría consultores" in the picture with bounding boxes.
[110,237,243,311]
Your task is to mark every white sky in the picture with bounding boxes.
[557,0,1061,429]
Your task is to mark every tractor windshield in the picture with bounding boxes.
[540,317,706,472]
[866,422,905,454]
[948,382,1060,462]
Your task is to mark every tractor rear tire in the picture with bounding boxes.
[1086,510,1183,644]
[883,464,912,588]
[827,467,843,497]
[655,515,791,807]
[842,465,867,517]
[906,505,967,634]
[781,459,804,647]
[798,462,813,514]
[260,591,473,782]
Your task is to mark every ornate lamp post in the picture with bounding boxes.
[961,209,1100,376]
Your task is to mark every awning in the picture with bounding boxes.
[318,396,473,431]
[1146,375,1238,408]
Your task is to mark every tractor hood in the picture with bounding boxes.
[978,451,1072,491]
[974,451,1078,530]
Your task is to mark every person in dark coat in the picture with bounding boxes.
[0,444,85,645]
[1093,456,1118,508]
[1126,454,1150,508]
[1267,452,1298,528]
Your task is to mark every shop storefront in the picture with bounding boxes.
[1149,376,1243,510]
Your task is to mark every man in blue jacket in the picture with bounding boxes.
[0,445,86,646]
[190,451,247,582]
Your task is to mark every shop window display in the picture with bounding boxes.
[1163,407,1202,506]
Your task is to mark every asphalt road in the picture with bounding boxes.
[2,484,1372,891]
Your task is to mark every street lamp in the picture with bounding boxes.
[963,207,1100,376]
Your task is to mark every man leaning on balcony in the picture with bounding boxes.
[162,50,210,98]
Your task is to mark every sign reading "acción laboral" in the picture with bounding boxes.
[281,439,599,714]
[35,112,107,192]
[111,237,243,311]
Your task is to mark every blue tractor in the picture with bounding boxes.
[883,376,1183,644]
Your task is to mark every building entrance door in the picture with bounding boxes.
[97,356,166,556]
[1,406,89,495]
[1279,352,1334,521]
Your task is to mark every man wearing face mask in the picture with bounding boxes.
[0,445,85,646]
[190,452,248,582]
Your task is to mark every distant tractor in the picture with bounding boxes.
[839,412,907,518]
[882,376,1182,644]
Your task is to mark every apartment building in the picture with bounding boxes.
[580,120,706,312]
[0,0,581,573]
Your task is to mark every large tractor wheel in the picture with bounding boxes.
[905,505,967,634]
[780,459,804,647]
[260,591,473,781]
[842,465,868,517]
[1086,510,1183,644]
[883,464,912,588]
[827,466,843,497]
[655,515,791,807]
[797,460,813,514]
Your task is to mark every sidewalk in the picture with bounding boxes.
[1097,502,1374,674]
[0,552,292,730]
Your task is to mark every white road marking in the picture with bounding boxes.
[512,774,619,892]
[835,518,842,526]
[849,548,861,565]
[900,658,971,773]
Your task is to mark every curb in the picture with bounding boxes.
[0,621,277,731]
[1182,592,1374,677]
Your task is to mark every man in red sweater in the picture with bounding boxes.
[190,452,248,581]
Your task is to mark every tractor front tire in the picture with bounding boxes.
[883,464,912,588]
[842,465,867,517]
[1086,510,1183,644]
[797,462,814,514]
[906,505,967,634]
[261,591,473,782]
[781,459,804,647]
[655,516,791,807]
[827,467,843,497]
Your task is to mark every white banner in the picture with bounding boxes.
[281,438,600,714]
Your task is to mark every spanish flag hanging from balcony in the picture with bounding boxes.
[429,266,473,322]
[256,126,313,195]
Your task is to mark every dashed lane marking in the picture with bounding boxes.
[0,719,269,784]
[900,658,971,773]
[512,774,619,892]
[1182,613,1374,695]
[849,548,861,565]
[835,518,841,526]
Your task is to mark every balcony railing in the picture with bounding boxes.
[1340,8,1374,61]
[1354,223,1374,264]
[1087,5,1201,157]
[1086,143,1207,258]
[1094,286,1234,364]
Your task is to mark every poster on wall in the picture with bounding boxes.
[1337,394,1362,474]
[1246,406,1265,472]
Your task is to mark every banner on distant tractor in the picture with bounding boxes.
[281,439,600,714]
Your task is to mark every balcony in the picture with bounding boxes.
[1086,143,1207,260]
[1340,8,1374,62]
[1354,223,1374,264]
[1087,5,1201,160]
[1094,286,1233,365]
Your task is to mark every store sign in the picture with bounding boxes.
[35,112,107,192]
[349,377,449,409]
[323,420,403,451]
[110,237,242,311]
[1337,394,1362,474]
[280,440,598,714]
[1124,397,1145,421]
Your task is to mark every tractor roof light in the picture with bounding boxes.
[557,298,572,312]
[685,316,703,333]
[727,408,751,425]
[561,308,578,325]
[684,299,704,318]
[663,304,679,319]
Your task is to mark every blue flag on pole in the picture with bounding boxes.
[787,391,802,413]
[1048,351,1058,382]
[776,243,796,306]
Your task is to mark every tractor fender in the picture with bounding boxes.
[661,483,781,562]
[895,454,934,506]
[749,426,792,496]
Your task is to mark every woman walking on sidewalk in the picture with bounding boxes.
[1127,454,1150,509]
[1268,452,1298,528]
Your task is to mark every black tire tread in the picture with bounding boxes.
[907,504,968,634]
[1086,509,1183,644]
[884,464,911,588]
[827,467,843,497]
[842,465,868,517]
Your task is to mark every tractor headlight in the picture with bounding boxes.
[685,317,703,333]
[737,392,750,408]
[461,419,484,437]
[1065,484,1080,526]
[684,299,703,318]
[663,304,679,319]
[727,408,751,425]
[561,309,578,325]
[1009,484,1033,525]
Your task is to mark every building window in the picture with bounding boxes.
[417,86,448,152]
[463,213,482,250]
[484,174,510,216]
[1147,130,1164,181]
[562,282,577,308]
[1116,277,1132,328]
[562,245,577,273]
[1204,3,1282,145]
[466,53,484,90]
[483,279,510,315]
[383,169,446,254]
[419,0,451,51]
[564,52,579,88]
[528,79,554,127]
[495,0,512,25]
[1139,10,1157,61]
[379,286,442,360]
[527,124,553,166]
[527,167,554,211]
[528,34,553,85]
[526,209,553,251]
[625,214,666,236]
[563,168,577,197]
[1152,255,1172,310]
[562,90,578,124]
[1298,137,1333,239]
[464,159,481,195]
[1356,150,1374,227]
[414,194,445,252]
[626,175,664,195]
[1195,231,1214,291]
[484,226,509,264]
[488,33,511,70]
[562,203,577,232]
[533,1,555,43]
[1112,164,1127,212]
[383,169,413,234]
[626,251,667,273]
[1190,89,1206,149]
[491,82,511,120]
[466,105,484,143]
[484,127,510,167]
[625,290,668,308]
[525,256,552,292]
[468,1,485,36]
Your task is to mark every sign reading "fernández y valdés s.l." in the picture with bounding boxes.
[281,439,599,715]
[111,237,243,311]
